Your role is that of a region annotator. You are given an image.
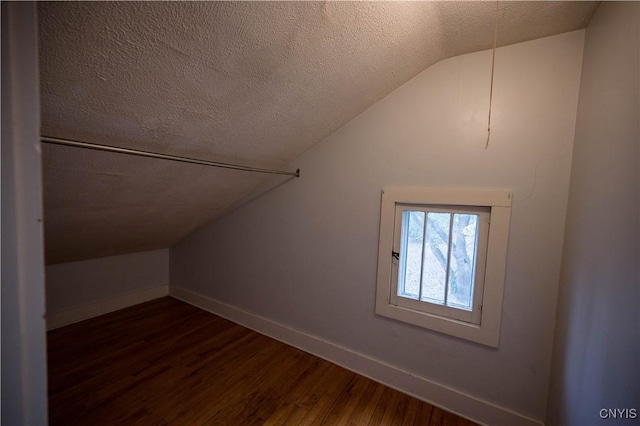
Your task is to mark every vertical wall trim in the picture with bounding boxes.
[1,2,49,425]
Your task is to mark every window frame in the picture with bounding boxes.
[391,204,490,325]
[375,187,512,347]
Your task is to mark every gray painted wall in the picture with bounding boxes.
[547,3,640,425]
[46,249,169,315]
[171,31,585,420]
[1,2,48,424]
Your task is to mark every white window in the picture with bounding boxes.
[375,188,511,347]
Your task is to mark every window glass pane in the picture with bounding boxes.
[447,214,479,310]
[398,211,424,299]
[421,212,450,305]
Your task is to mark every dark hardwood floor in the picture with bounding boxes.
[47,297,479,425]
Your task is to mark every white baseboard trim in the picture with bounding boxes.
[47,285,169,330]
[169,286,543,426]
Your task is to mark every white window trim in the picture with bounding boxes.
[375,187,512,347]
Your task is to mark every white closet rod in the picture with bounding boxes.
[40,136,300,177]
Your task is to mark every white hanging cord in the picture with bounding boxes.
[485,0,499,149]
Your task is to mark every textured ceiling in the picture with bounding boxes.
[38,1,599,264]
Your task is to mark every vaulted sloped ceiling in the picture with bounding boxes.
[38,1,599,264]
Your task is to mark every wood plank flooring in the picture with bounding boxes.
[47,297,479,425]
